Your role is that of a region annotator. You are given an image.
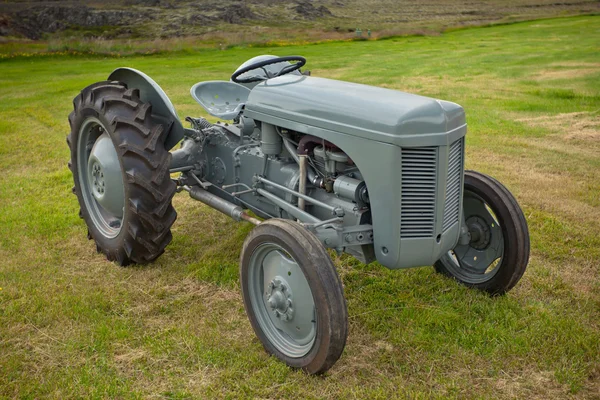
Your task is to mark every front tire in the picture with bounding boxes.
[240,219,348,374]
[67,81,177,266]
[434,170,530,295]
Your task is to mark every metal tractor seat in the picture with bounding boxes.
[191,80,251,120]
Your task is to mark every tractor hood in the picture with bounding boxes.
[243,75,466,146]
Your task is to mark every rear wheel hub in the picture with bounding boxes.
[86,132,124,218]
[77,118,125,239]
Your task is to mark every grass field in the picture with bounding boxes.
[1,15,599,399]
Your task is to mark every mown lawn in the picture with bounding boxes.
[0,16,599,399]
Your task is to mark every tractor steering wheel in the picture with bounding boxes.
[231,56,306,84]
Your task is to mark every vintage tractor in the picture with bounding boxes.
[67,55,530,374]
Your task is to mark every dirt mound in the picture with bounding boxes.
[294,1,333,20]
[0,14,12,36]
[127,0,172,5]
[219,4,259,24]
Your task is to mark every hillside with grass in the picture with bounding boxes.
[0,0,598,45]
[0,15,599,398]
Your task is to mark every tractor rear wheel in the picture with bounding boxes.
[67,81,177,266]
[240,219,348,374]
[434,170,529,295]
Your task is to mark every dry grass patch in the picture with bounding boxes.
[534,62,600,80]
[506,134,600,161]
[383,74,523,100]
[520,255,599,303]
[583,363,600,398]
[491,369,571,400]
[516,111,600,142]
[327,323,395,379]
[550,62,600,68]
[468,144,600,227]
[534,68,599,80]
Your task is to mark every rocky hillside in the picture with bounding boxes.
[1,0,598,40]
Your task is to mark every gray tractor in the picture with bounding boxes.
[67,55,530,374]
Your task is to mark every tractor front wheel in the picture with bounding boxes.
[434,170,530,295]
[240,219,348,374]
[67,81,177,265]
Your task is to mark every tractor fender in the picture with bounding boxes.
[108,68,184,150]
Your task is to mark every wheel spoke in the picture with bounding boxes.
[442,190,505,280]
[488,221,504,261]
[281,256,316,343]
[454,244,501,274]
[261,250,284,292]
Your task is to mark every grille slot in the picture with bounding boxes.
[442,138,464,232]
[401,147,437,239]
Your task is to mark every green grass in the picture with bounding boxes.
[1,16,599,399]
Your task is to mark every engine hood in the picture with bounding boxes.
[243,75,466,146]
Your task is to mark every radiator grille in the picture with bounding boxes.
[442,138,464,232]
[400,147,437,239]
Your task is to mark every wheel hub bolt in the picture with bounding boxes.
[266,277,295,322]
[91,163,107,197]
[92,164,106,194]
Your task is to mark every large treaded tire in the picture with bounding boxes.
[240,219,348,375]
[67,81,177,266]
[434,170,530,295]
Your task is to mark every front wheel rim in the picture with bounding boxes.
[247,243,317,358]
[77,117,125,239]
[442,191,505,284]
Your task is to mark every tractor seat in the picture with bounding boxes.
[191,80,251,121]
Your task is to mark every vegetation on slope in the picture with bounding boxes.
[0,0,598,50]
